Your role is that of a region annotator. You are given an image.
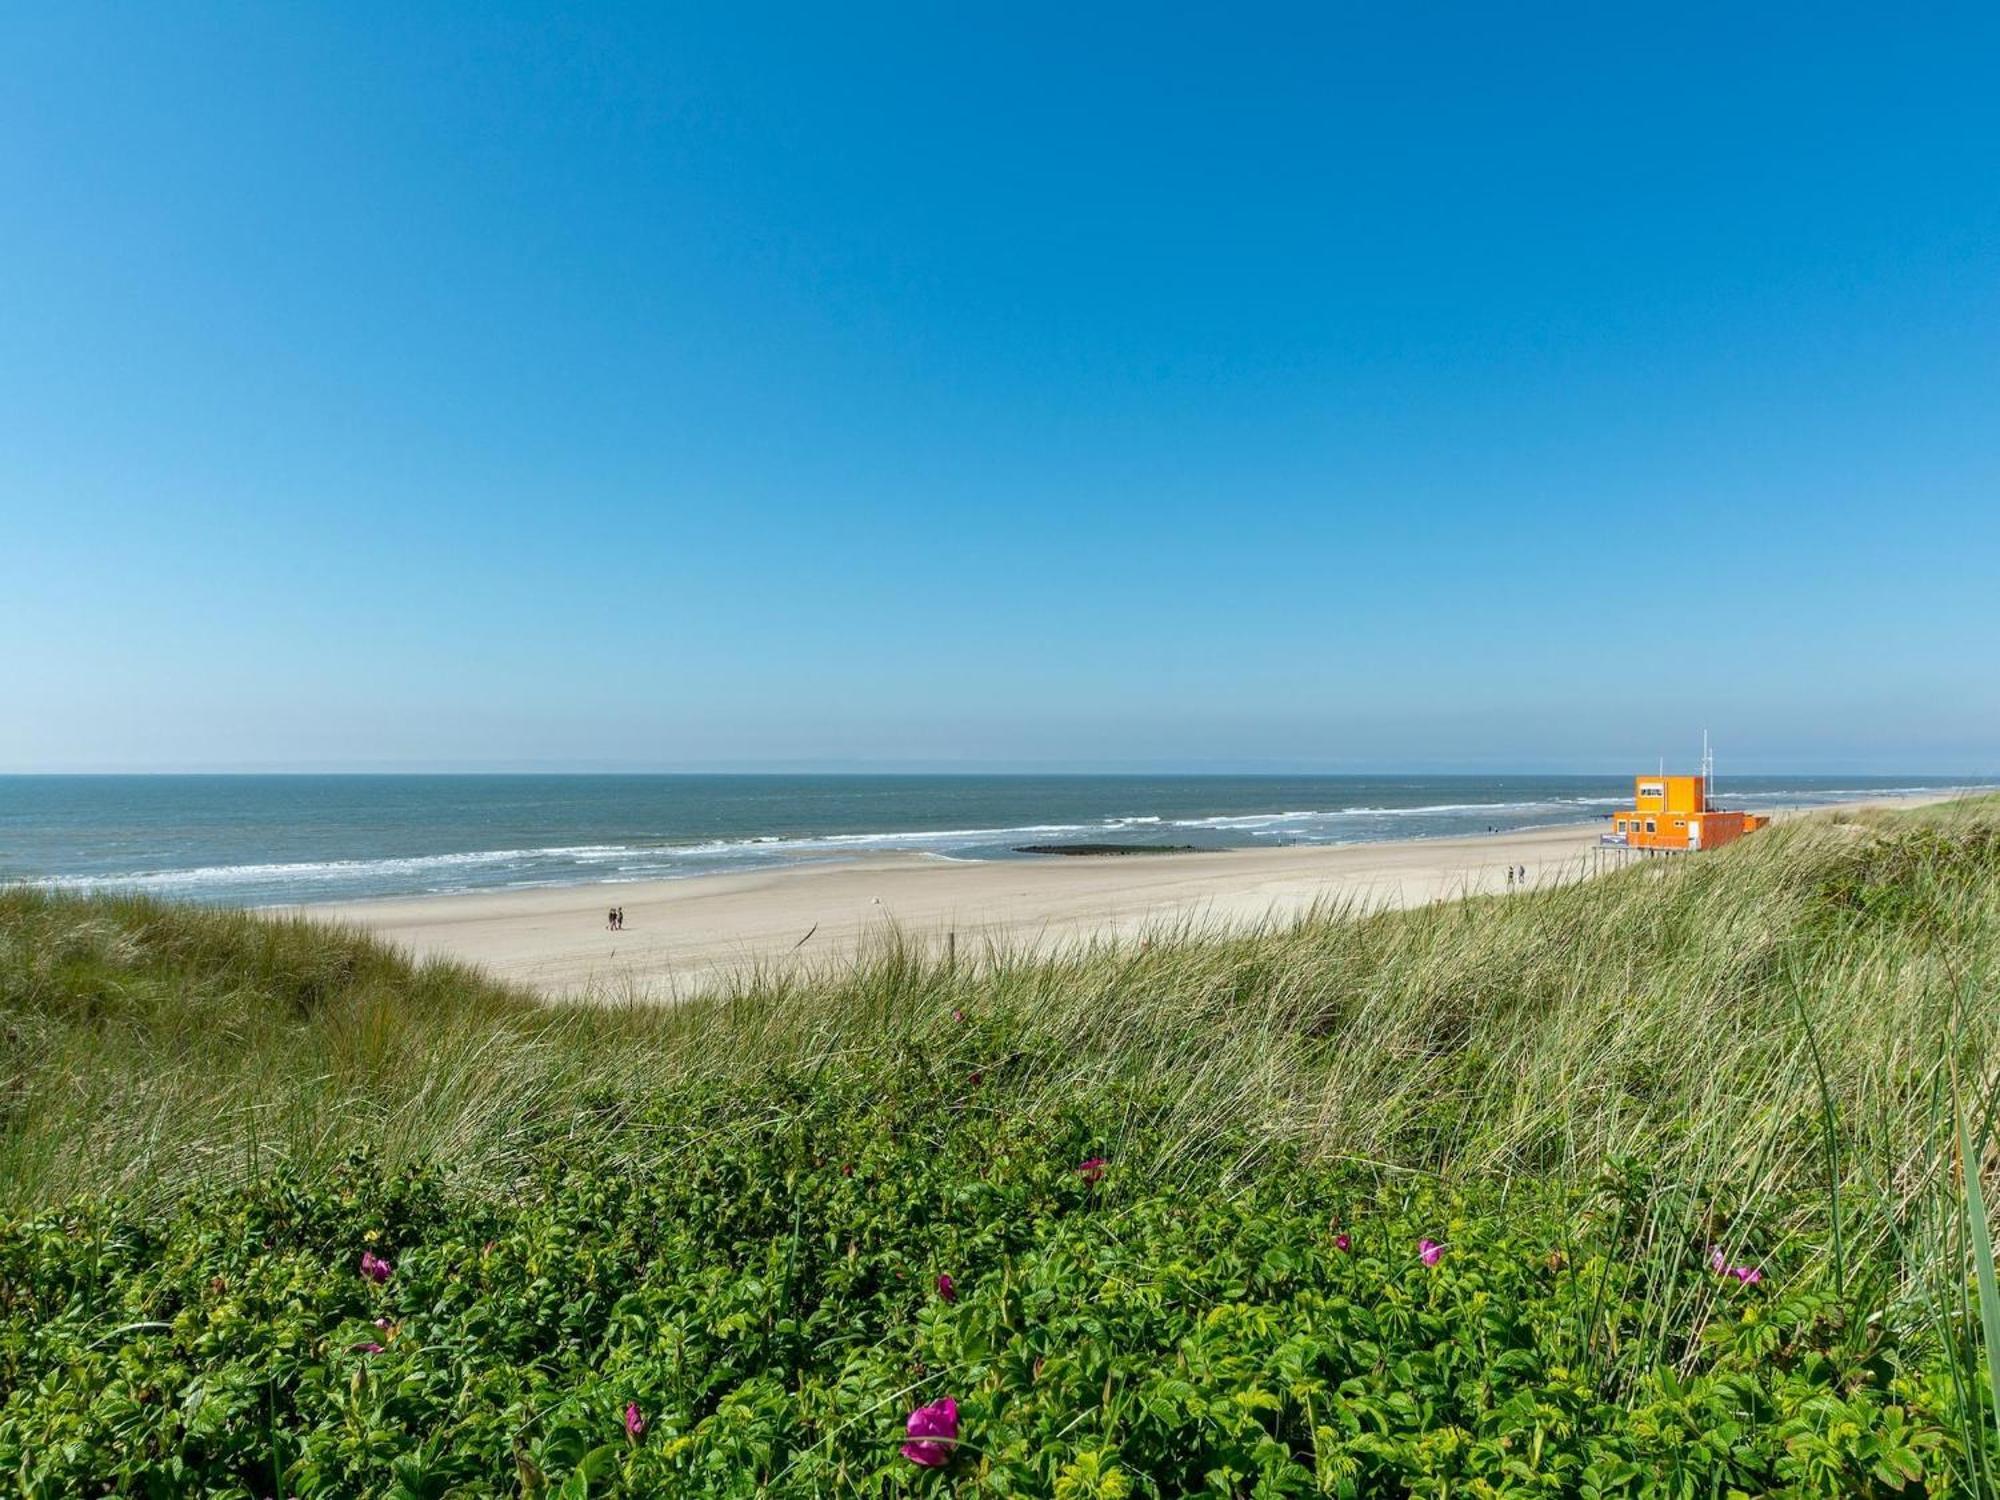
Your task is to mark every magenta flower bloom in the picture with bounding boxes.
[1419,1239,1443,1267]
[1076,1156,1108,1184]
[901,1396,959,1467]
[952,1008,965,1023]
[625,1401,646,1439]
[1333,1233,1351,1253]
[349,1340,384,1354]
[936,1273,956,1302]
[1710,1247,1763,1284]
[359,1250,392,1283]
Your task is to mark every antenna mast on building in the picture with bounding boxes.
[1702,730,1714,811]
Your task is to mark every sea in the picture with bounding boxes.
[1,774,1988,909]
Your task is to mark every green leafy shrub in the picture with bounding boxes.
[0,1074,1969,1495]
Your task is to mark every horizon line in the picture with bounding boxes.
[3,764,1994,779]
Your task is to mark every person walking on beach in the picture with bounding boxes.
[615,905,625,930]
[607,905,620,931]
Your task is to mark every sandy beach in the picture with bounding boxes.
[302,792,1961,1000]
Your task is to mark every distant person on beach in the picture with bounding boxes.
[1505,867,1514,888]
[608,906,621,931]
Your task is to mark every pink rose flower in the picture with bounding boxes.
[901,1396,959,1467]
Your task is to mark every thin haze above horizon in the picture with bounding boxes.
[2,4,1996,775]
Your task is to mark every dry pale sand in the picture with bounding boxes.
[300,792,1961,1002]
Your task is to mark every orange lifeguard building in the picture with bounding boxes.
[1601,771,1769,853]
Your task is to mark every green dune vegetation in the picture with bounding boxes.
[4,798,2000,1496]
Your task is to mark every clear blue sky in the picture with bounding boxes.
[3,4,1996,773]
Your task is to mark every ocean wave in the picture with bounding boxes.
[37,845,631,892]
[25,822,1114,899]
[1169,810,1322,829]
[1176,798,1600,826]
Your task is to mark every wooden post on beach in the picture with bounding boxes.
[947,930,956,968]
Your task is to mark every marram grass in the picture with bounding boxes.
[2,797,1997,1494]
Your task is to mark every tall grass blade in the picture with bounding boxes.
[1960,1108,2000,1476]
[1788,961,1845,1296]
